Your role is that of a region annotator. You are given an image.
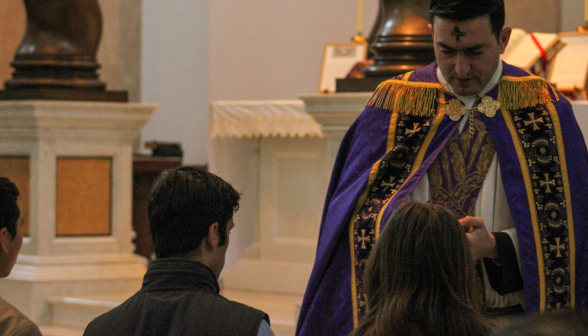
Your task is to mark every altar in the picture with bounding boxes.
[0,101,155,330]
[208,94,370,334]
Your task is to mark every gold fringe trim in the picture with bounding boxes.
[367,78,442,118]
[367,74,560,117]
[498,76,558,111]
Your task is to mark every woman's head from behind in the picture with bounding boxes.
[357,201,488,336]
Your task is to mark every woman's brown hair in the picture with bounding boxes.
[350,201,492,336]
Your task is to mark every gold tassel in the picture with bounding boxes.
[368,75,560,117]
[367,79,442,117]
[498,76,557,111]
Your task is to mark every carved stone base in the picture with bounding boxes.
[3,254,144,324]
[0,88,128,102]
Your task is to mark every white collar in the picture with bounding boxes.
[436,61,503,109]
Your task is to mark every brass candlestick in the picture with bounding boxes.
[6,0,105,90]
[363,0,435,78]
[0,0,127,101]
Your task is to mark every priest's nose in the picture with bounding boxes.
[454,54,471,78]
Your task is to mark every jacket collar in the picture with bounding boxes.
[141,258,220,294]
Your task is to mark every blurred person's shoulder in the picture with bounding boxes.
[0,296,42,336]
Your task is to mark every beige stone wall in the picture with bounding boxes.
[0,0,141,102]
[119,0,142,102]
[506,0,562,33]
[0,1,574,102]
[561,0,584,32]
[97,0,122,95]
[96,0,142,102]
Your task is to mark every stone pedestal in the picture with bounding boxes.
[571,101,588,143]
[301,93,371,134]
[209,96,368,334]
[209,101,324,295]
[0,101,156,324]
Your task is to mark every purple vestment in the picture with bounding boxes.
[296,62,588,336]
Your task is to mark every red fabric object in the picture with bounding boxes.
[530,33,547,72]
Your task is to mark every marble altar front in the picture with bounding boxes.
[209,95,370,334]
[0,101,156,325]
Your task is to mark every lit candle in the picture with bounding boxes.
[358,0,363,36]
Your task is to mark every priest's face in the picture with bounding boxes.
[430,15,511,96]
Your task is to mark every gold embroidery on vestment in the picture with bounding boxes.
[428,117,496,218]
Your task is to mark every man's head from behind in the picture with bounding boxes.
[148,167,240,277]
[0,177,24,278]
[429,0,511,96]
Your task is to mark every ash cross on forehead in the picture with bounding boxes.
[452,24,466,41]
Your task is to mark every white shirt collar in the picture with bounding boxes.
[436,61,503,109]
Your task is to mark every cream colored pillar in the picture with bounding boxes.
[212,96,368,334]
[0,101,155,324]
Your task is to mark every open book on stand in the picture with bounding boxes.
[502,28,565,78]
[548,32,588,100]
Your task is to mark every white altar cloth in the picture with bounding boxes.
[210,100,323,138]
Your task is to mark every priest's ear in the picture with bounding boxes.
[498,27,512,54]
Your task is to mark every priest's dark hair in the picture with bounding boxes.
[429,0,505,39]
[148,166,240,259]
[350,201,492,336]
[0,177,20,238]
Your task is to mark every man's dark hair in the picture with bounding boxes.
[430,0,505,38]
[148,166,240,259]
[0,178,20,238]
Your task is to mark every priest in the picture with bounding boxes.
[297,0,588,335]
